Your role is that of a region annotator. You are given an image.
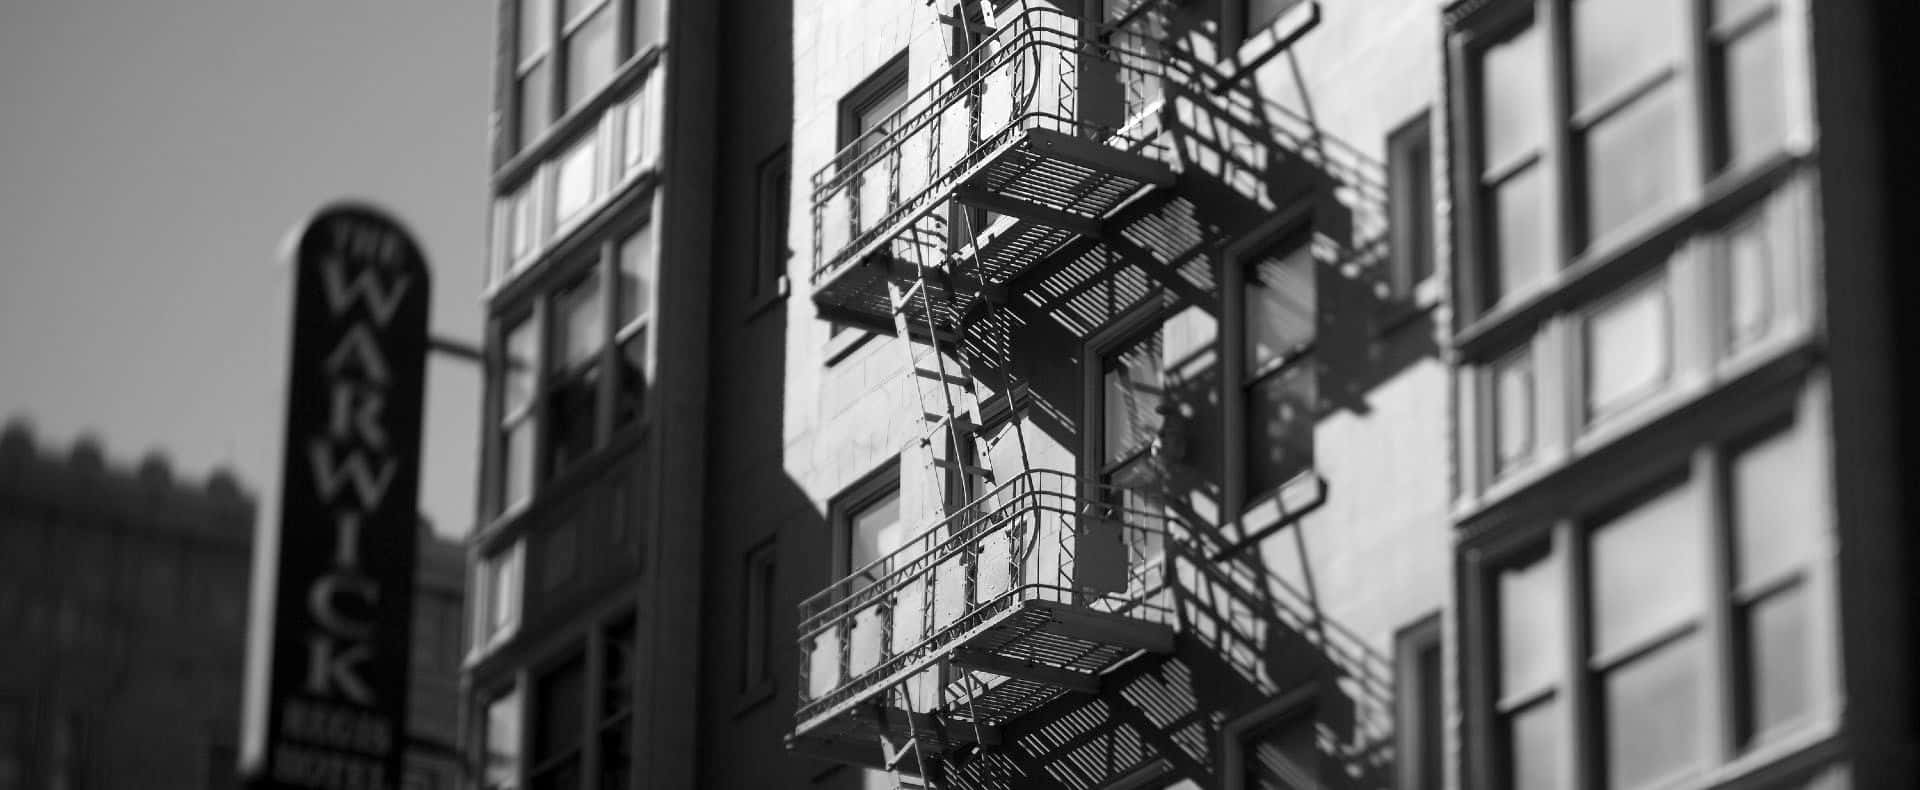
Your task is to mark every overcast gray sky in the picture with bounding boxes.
[0,1,491,538]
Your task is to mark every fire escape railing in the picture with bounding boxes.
[794,468,1176,731]
[807,6,1171,286]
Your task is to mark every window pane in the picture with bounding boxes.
[1582,84,1684,244]
[1492,349,1534,473]
[518,60,552,150]
[617,224,655,327]
[631,0,663,53]
[552,272,604,372]
[849,489,904,577]
[505,317,538,413]
[1719,20,1787,171]
[1730,423,1822,588]
[603,618,636,717]
[1725,213,1773,351]
[1584,278,1669,421]
[1602,637,1703,789]
[554,135,600,225]
[488,546,522,633]
[484,690,522,790]
[534,658,586,759]
[1246,244,1315,374]
[1572,0,1682,112]
[1245,0,1304,35]
[1247,362,1314,497]
[1245,711,1317,790]
[598,721,631,789]
[622,93,649,174]
[1104,335,1164,465]
[506,185,538,265]
[1479,24,1546,171]
[1497,547,1561,697]
[1504,699,1562,790]
[1591,482,1700,656]
[1484,164,1549,306]
[546,365,601,475]
[518,0,551,61]
[854,81,910,155]
[1391,120,1435,293]
[529,759,578,790]
[1713,0,1774,29]
[563,6,617,112]
[614,328,648,427]
[502,418,534,511]
[1742,587,1814,742]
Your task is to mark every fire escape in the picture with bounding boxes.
[791,3,1193,787]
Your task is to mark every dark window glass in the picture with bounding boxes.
[1245,709,1317,790]
[1390,114,1435,295]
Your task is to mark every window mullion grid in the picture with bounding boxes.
[1555,518,1592,790]
[1541,0,1575,282]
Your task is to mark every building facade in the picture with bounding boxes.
[471,0,1917,788]
[0,422,468,790]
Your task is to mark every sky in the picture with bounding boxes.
[0,1,493,538]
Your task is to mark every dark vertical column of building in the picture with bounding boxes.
[643,0,723,787]
[696,1,803,788]
[1807,0,1917,783]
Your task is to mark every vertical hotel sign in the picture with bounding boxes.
[243,203,429,790]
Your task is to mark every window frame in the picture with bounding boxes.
[1219,683,1320,790]
[827,459,904,584]
[824,52,911,363]
[1394,613,1445,790]
[1387,109,1439,306]
[736,537,780,711]
[1458,375,1840,789]
[750,146,793,316]
[506,0,654,156]
[1220,204,1319,524]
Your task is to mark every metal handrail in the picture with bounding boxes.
[807,6,1172,283]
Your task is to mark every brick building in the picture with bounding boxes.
[469,0,1917,788]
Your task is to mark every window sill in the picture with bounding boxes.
[1453,148,1807,361]
[731,680,777,718]
[744,275,790,323]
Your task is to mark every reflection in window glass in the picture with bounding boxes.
[1725,213,1773,352]
[502,420,534,511]
[506,185,538,265]
[1582,85,1683,244]
[1585,278,1669,420]
[1498,547,1561,697]
[1505,700,1562,790]
[1571,0,1682,112]
[1718,18,1786,171]
[505,318,538,412]
[1602,638,1703,790]
[1247,362,1315,497]
[1104,335,1164,466]
[1246,245,1315,374]
[554,136,599,225]
[545,364,601,475]
[487,545,522,637]
[531,657,585,790]
[1590,482,1701,656]
[1742,588,1813,742]
[564,6,617,112]
[614,328,648,427]
[483,689,522,790]
[1492,349,1534,474]
[1479,24,1546,171]
[1485,165,1548,306]
[1245,710,1318,790]
[1730,424,1820,588]
[848,489,904,580]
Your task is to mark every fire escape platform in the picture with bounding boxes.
[788,701,1003,774]
[944,599,1174,727]
[812,127,1173,339]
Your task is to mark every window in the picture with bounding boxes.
[829,56,910,343]
[753,147,792,306]
[1243,241,1316,499]
[1710,0,1787,172]
[1395,615,1444,790]
[515,0,555,151]
[846,487,903,588]
[489,217,657,518]
[500,314,539,514]
[483,687,524,790]
[1470,415,1833,788]
[530,656,586,790]
[546,270,605,480]
[561,0,617,113]
[599,616,636,789]
[553,134,602,229]
[479,541,524,649]
[741,540,778,695]
[1489,347,1534,476]
[1387,111,1435,300]
[1475,21,1550,310]
[1223,689,1320,790]
[1582,276,1669,422]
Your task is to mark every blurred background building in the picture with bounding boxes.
[0,420,467,790]
[465,0,1917,788]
